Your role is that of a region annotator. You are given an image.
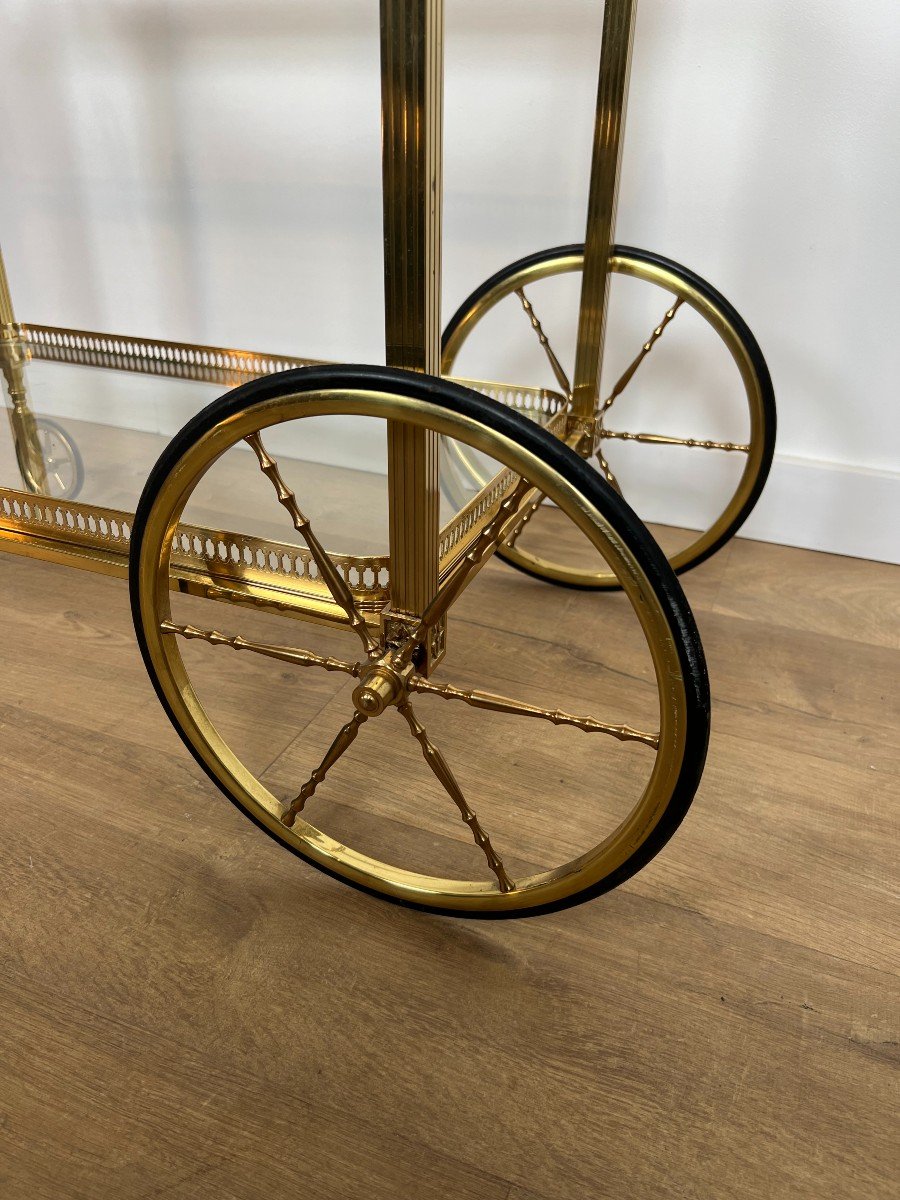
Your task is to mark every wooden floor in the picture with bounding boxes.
[0,535,897,1199]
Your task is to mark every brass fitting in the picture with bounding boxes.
[351,659,410,717]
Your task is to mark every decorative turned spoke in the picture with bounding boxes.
[281,709,368,827]
[160,620,362,676]
[599,429,751,453]
[397,701,514,893]
[245,431,379,656]
[600,296,684,417]
[202,584,295,614]
[409,674,659,749]
[514,287,573,399]
[412,476,536,640]
[595,444,623,495]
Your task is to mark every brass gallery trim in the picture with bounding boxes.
[0,487,388,624]
[0,413,555,620]
[2,324,572,597]
[11,323,567,419]
[16,322,325,388]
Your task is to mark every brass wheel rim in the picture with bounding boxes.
[136,384,690,913]
[441,249,769,587]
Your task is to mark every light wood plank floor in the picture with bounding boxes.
[0,535,897,1199]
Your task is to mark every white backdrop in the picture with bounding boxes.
[1,0,898,561]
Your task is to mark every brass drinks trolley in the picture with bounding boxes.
[0,1,774,917]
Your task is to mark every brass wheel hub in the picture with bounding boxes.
[351,656,411,717]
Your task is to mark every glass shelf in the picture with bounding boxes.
[1,323,560,618]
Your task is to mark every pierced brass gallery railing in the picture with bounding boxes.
[0,322,569,629]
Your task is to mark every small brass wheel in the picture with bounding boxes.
[441,244,776,588]
[16,416,85,501]
[130,365,709,917]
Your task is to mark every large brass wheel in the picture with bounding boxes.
[442,244,776,588]
[130,366,709,917]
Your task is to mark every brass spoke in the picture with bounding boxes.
[409,674,659,749]
[600,296,684,417]
[281,709,369,827]
[201,585,297,615]
[160,620,362,677]
[595,443,623,495]
[397,700,515,892]
[514,287,573,399]
[599,429,751,453]
[245,431,379,655]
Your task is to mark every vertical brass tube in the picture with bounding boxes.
[571,0,638,419]
[0,243,17,329]
[0,244,48,492]
[380,0,444,621]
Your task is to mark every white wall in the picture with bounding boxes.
[1,0,898,562]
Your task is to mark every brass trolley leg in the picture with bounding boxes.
[380,0,445,662]
[0,245,16,329]
[571,0,638,429]
[0,244,49,494]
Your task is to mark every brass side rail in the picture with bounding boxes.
[1,323,572,628]
[0,404,565,616]
[13,322,568,423]
[0,486,389,628]
[0,468,549,631]
[0,473,565,634]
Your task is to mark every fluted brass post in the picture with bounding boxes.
[380,0,444,659]
[571,0,638,422]
[0,244,47,493]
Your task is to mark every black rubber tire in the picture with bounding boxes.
[130,364,710,918]
[442,243,777,586]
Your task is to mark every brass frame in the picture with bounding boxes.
[381,0,442,631]
[1,253,48,494]
[0,1,716,913]
[572,0,636,421]
[0,320,564,631]
[1,0,641,631]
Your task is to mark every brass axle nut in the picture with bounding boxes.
[352,665,404,716]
